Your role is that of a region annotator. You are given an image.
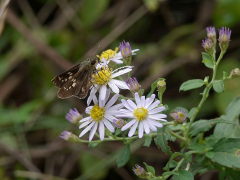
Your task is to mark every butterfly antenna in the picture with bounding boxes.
[93,45,101,56]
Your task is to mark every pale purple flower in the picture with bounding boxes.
[65,108,82,124]
[125,77,141,93]
[219,27,231,43]
[60,131,72,140]
[202,38,213,50]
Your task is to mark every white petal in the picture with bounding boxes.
[119,109,133,114]
[138,122,144,138]
[148,107,165,114]
[103,118,114,132]
[99,85,107,100]
[128,121,139,137]
[127,99,137,109]
[132,49,139,53]
[108,104,124,111]
[141,96,145,107]
[111,58,123,64]
[80,116,91,123]
[111,79,129,89]
[105,93,119,109]
[148,100,160,111]
[99,121,105,140]
[79,120,91,129]
[143,120,150,134]
[104,88,111,106]
[112,68,132,78]
[79,122,95,137]
[148,119,163,128]
[149,114,167,120]
[146,119,157,131]
[108,81,119,93]
[87,86,98,106]
[104,114,116,122]
[89,122,98,141]
[117,114,135,118]
[85,106,93,114]
[121,99,134,111]
[144,94,155,109]
[121,119,137,131]
[135,92,141,108]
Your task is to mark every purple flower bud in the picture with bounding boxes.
[171,109,187,123]
[206,27,216,39]
[65,108,82,124]
[132,164,146,177]
[125,77,141,93]
[113,118,127,129]
[231,68,240,78]
[219,27,231,43]
[119,40,132,59]
[202,38,213,50]
[60,131,72,140]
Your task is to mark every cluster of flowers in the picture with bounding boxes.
[60,40,170,141]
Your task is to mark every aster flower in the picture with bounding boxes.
[118,40,139,65]
[65,108,83,124]
[99,48,123,64]
[202,38,214,57]
[79,89,124,141]
[117,93,167,138]
[125,77,141,94]
[60,131,72,140]
[87,60,133,105]
[170,109,187,123]
[206,26,216,45]
[132,165,147,178]
[218,27,231,51]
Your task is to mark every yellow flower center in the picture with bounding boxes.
[92,66,112,85]
[175,112,185,122]
[90,105,105,121]
[100,47,118,61]
[133,107,148,121]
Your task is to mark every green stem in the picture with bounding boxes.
[168,129,189,145]
[185,50,225,139]
[158,91,163,105]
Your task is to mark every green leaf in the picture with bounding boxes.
[189,119,227,136]
[173,170,194,180]
[162,171,179,177]
[143,135,152,147]
[166,152,182,171]
[213,80,224,93]
[226,168,240,180]
[223,71,228,79]
[114,129,121,136]
[88,142,99,148]
[194,154,205,163]
[117,144,130,167]
[202,52,214,69]
[143,162,155,176]
[147,78,165,98]
[211,138,240,168]
[214,97,240,139]
[154,126,172,155]
[187,107,196,119]
[188,144,205,153]
[163,160,178,171]
[206,151,215,159]
[179,79,205,91]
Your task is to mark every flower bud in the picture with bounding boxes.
[113,118,127,129]
[132,165,149,178]
[157,79,166,94]
[170,109,187,123]
[218,27,231,52]
[119,40,132,65]
[230,68,240,78]
[60,131,80,142]
[65,108,83,124]
[206,27,216,46]
[125,77,141,94]
[202,38,214,57]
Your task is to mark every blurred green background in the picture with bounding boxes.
[0,0,240,179]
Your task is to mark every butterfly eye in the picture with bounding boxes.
[91,60,96,65]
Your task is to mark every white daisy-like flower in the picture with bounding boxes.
[87,62,133,105]
[79,89,123,141]
[117,93,167,138]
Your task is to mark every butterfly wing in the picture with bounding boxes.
[74,74,91,99]
[51,64,80,88]
[57,69,89,99]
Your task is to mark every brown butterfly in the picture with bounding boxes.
[51,56,100,99]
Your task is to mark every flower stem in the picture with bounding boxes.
[185,50,225,138]
[168,129,189,145]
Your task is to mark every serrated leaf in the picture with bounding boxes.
[179,79,205,91]
[194,154,205,163]
[154,126,172,155]
[188,144,205,153]
[202,52,214,69]
[190,119,227,136]
[143,162,155,176]
[213,80,224,93]
[173,170,194,180]
[187,107,196,119]
[117,144,130,167]
[147,78,165,98]
[211,138,240,168]
[206,151,215,159]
